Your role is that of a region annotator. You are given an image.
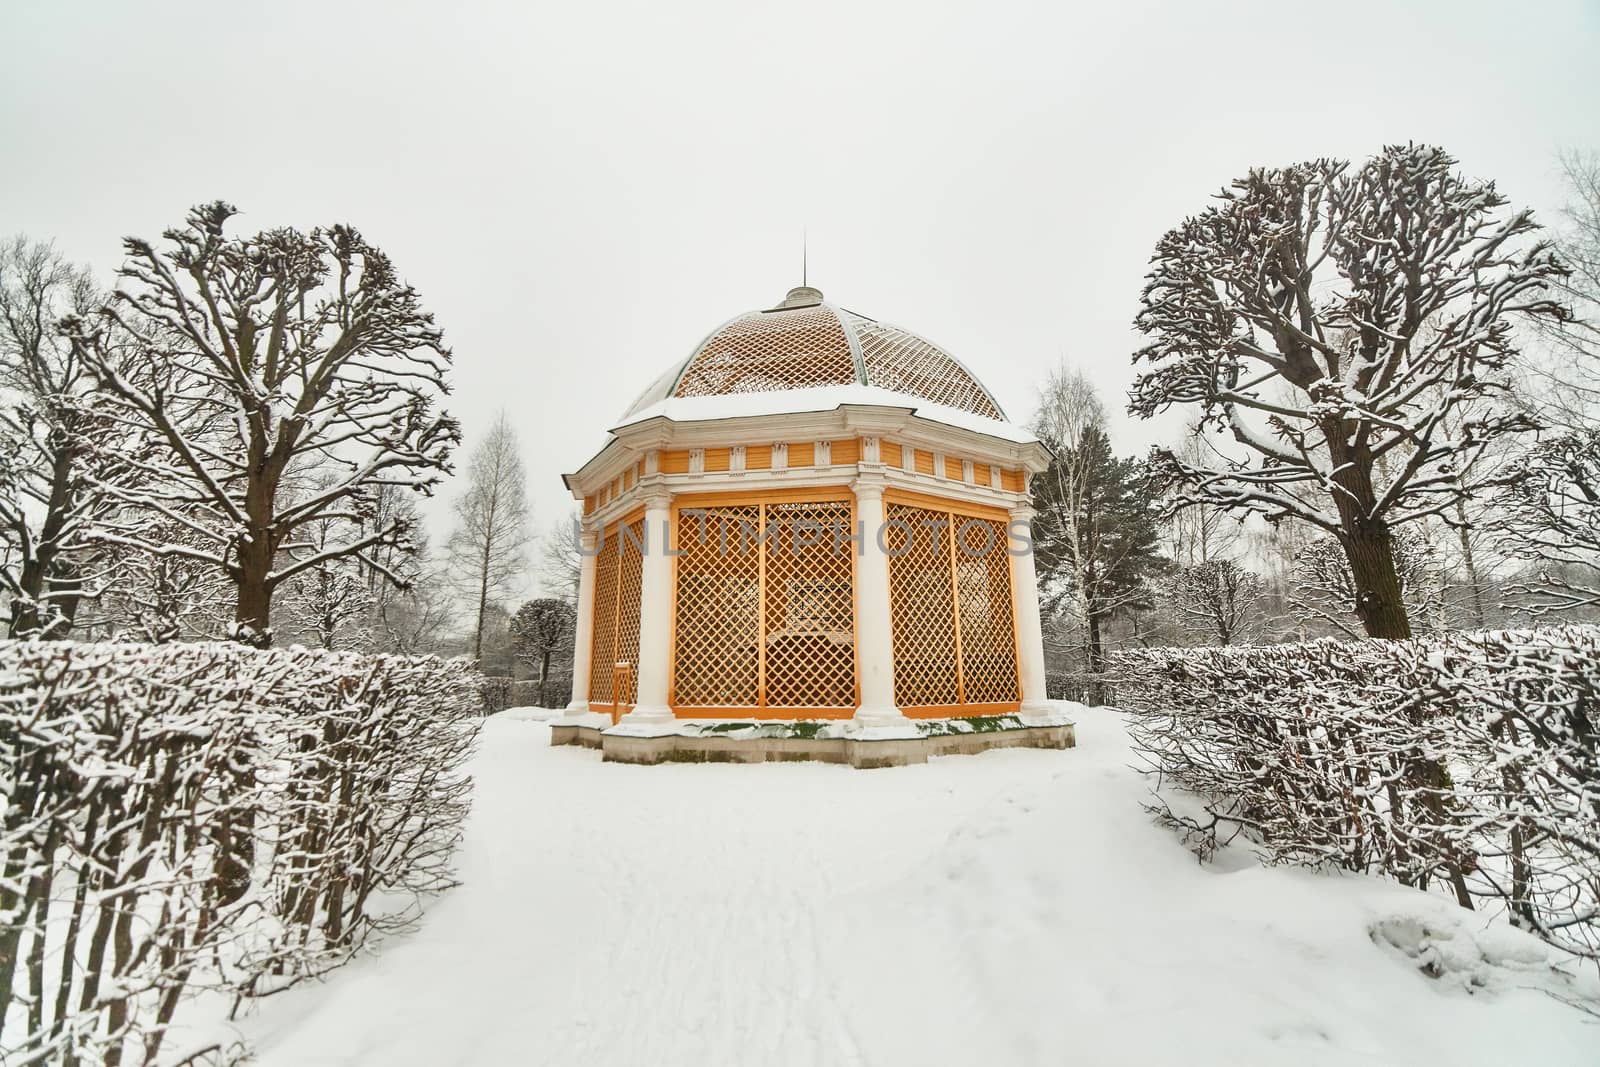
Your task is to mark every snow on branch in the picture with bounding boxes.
[1501,429,1600,614]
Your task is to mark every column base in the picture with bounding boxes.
[846,704,920,739]
[551,704,612,730]
[611,704,678,736]
[1019,700,1076,729]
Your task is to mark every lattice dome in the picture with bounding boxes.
[622,287,1007,422]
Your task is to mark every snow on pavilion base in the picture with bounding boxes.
[552,710,1076,768]
[554,285,1068,767]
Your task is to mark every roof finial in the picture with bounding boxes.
[778,229,823,309]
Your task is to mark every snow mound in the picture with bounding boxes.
[500,705,564,722]
[1370,911,1599,1008]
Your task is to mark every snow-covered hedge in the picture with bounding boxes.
[1111,627,1600,968]
[478,674,514,714]
[1,640,482,1066]
[510,677,571,710]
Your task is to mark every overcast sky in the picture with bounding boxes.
[4,0,1596,596]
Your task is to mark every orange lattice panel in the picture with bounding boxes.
[674,306,858,398]
[586,531,620,704]
[953,517,1020,703]
[672,505,761,706]
[763,500,856,708]
[612,518,645,705]
[586,518,645,708]
[886,502,1019,709]
[885,503,962,706]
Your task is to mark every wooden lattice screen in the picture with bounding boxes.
[673,504,761,707]
[886,501,1020,711]
[672,497,856,713]
[764,500,855,708]
[587,515,645,711]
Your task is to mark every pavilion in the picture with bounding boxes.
[553,285,1074,766]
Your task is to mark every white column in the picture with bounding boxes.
[851,475,908,727]
[1009,503,1051,715]
[562,522,599,719]
[619,489,676,727]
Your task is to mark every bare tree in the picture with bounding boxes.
[1164,558,1263,645]
[1290,530,1447,638]
[1030,367,1105,643]
[361,481,426,604]
[95,516,232,642]
[1163,427,1244,566]
[0,237,120,638]
[537,511,582,602]
[1500,428,1600,615]
[376,571,455,654]
[66,202,458,646]
[447,410,531,662]
[1527,150,1600,426]
[281,506,374,650]
[1130,145,1566,639]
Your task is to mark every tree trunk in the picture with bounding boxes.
[1086,604,1107,705]
[235,558,274,647]
[473,560,489,665]
[1454,500,1487,629]
[1339,524,1412,639]
[7,436,79,639]
[234,461,279,646]
[1326,428,1413,640]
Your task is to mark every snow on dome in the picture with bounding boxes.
[620,288,1010,426]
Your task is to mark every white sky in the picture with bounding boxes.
[4,0,1596,597]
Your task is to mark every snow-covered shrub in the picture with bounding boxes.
[1429,629,1600,964]
[0,640,481,1065]
[478,674,513,713]
[510,677,571,709]
[1045,671,1116,705]
[1111,627,1600,968]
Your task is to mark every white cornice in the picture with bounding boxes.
[583,460,1028,528]
[566,403,1051,496]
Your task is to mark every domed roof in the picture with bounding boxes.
[621,287,1007,424]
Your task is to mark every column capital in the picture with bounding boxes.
[578,524,600,552]
[1008,502,1037,523]
[639,486,673,511]
[851,472,890,498]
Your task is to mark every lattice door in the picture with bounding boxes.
[586,517,645,708]
[885,503,961,706]
[672,505,761,706]
[764,500,855,708]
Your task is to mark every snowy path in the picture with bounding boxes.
[237,707,1596,1067]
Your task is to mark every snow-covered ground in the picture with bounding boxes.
[229,705,1596,1066]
